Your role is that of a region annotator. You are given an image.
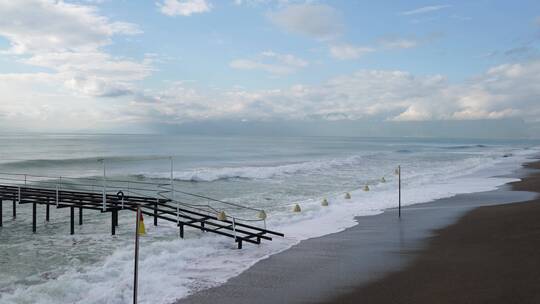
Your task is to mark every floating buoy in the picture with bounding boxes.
[217,211,227,221]
[138,212,146,235]
[344,193,351,199]
[293,204,301,212]
[364,185,370,192]
[257,210,267,220]
[381,177,386,183]
[321,198,329,206]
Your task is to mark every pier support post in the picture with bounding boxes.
[79,207,83,225]
[0,200,3,227]
[237,240,242,250]
[32,203,36,233]
[179,223,184,239]
[201,222,205,232]
[12,199,16,219]
[154,201,158,226]
[70,206,74,235]
[111,210,116,235]
[46,204,50,222]
[115,210,118,227]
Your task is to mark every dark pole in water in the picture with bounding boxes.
[70,206,75,235]
[0,200,3,227]
[398,165,401,218]
[154,200,158,226]
[79,207,83,225]
[179,223,184,238]
[46,204,50,222]
[12,199,16,219]
[133,206,140,304]
[111,210,116,235]
[32,203,36,232]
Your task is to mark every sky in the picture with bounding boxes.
[0,0,540,136]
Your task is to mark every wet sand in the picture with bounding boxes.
[176,159,539,304]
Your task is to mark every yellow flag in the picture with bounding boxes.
[138,212,146,235]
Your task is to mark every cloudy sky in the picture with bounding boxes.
[1,0,540,135]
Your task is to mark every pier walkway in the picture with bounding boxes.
[0,173,283,249]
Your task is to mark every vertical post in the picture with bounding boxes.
[154,199,158,226]
[12,199,16,219]
[232,217,237,241]
[79,207,83,225]
[46,204,50,222]
[56,185,59,206]
[102,159,107,212]
[70,206,75,235]
[111,210,116,235]
[32,203,36,233]
[398,165,401,218]
[133,206,141,304]
[179,223,184,238]
[171,157,178,225]
[0,200,2,227]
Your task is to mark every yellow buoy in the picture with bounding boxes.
[364,185,370,191]
[293,204,301,212]
[321,198,329,206]
[217,211,227,221]
[257,210,267,220]
[381,177,386,183]
[344,192,351,199]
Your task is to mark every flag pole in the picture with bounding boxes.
[398,165,401,218]
[133,206,140,304]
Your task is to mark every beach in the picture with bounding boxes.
[327,159,540,304]
[177,158,540,304]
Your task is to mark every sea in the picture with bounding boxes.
[0,133,539,304]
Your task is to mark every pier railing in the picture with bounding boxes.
[0,172,268,228]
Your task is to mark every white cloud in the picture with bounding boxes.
[399,5,451,16]
[329,44,374,60]
[268,4,343,41]
[0,0,140,54]
[3,59,540,129]
[378,38,417,49]
[328,37,418,60]
[230,51,308,74]
[0,0,150,97]
[143,60,540,124]
[157,0,212,17]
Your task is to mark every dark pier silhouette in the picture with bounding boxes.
[0,173,283,249]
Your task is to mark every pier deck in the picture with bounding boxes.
[0,181,283,249]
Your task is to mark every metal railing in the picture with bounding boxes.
[0,171,268,229]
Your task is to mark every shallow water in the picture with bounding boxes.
[0,134,539,303]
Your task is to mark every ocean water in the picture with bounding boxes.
[0,133,538,304]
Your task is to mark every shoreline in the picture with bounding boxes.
[325,158,540,303]
[176,157,539,304]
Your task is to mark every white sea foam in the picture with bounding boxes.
[1,146,539,304]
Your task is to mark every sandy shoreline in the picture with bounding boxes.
[326,159,540,304]
[176,157,539,304]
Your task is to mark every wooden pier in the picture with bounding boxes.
[0,177,283,249]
